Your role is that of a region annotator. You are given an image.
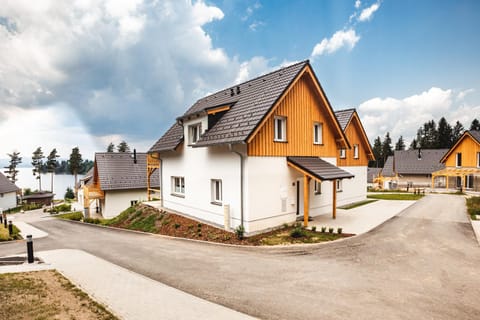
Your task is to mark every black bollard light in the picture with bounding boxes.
[26,235,34,263]
[3,215,6,229]
[8,221,13,235]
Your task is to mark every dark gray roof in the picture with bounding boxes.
[0,172,19,194]
[382,156,395,177]
[469,130,480,144]
[367,167,382,183]
[150,61,310,152]
[95,152,160,191]
[287,157,354,180]
[334,108,355,131]
[383,149,448,176]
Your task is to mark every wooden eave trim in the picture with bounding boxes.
[206,104,231,115]
[350,112,375,161]
[287,161,322,182]
[246,64,308,144]
[440,132,480,163]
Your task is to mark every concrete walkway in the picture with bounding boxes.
[311,199,415,234]
[1,249,256,320]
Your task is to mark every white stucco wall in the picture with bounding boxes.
[337,166,367,206]
[160,117,242,229]
[102,189,148,218]
[0,191,17,210]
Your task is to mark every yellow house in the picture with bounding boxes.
[432,130,480,191]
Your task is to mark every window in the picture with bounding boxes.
[340,148,346,159]
[171,176,185,196]
[188,123,201,144]
[456,153,462,167]
[130,200,138,207]
[314,180,321,194]
[211,179,222,204]
[274,116,287,142]
[477,152,480,167]
[313,123,323,144]
[353,144,359,159]
[336,179,343,192]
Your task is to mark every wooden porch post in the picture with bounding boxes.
[303,175,311,227]
[431,175,434,189]
[332,179,337,219]
[446,175,449,189]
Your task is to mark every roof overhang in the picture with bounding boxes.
[287,156,354,181]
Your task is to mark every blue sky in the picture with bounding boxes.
[0,0,479,162]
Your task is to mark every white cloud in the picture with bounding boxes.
[358,2,380,22]
[235,56,272,84]
[355,0,361,9]
[242,1,261,21]
[249,21,265,31]
[457,88,475,100]
[311,29,360,58]
[358,87,480,144]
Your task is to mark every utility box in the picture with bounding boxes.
[223,204,230,230]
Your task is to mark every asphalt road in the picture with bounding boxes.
[1,194,479,320]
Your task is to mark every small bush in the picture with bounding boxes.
[235,225,245,240]
[283,223,289,229]
[56,211,83,221]
[290,225,306,238]
[84,218,102,224]
[337,227,343,234]
[311,226,317,232]
[321,226,326,233]
[328,227,334,234]
[64,187,75,200]
[174,223,181,229]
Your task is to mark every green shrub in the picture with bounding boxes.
[321,226,326,233]
[311,226,317,232]
[84,217,102,224]
[337,227,343,234]
[235,225,245,240]
[290,225,306,238]
[56,211,83,221]
[466,197,480,218]
[64,187,75,200]
[328,227,334,234]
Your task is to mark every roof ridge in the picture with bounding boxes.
[195,60,309,103]
[334,107,356,113]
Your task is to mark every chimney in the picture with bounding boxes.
[417,148,422,160]
[133,149,137,164]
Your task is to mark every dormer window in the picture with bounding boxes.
[274,116,287,142]
[188,123,201,144]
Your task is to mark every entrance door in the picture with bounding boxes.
[296,180,304,216]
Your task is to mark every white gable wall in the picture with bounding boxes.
[337,166,367,206]
[0,191,17,210]
[103,189,148,218]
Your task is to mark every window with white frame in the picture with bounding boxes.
[477,152,480,167]
[314,180,321,194]
[336,179,342,192]
[353,144,359,159]
[171,176,185,196]
[340,148,346,159]
[274,116,287,142]
[456,152,462,167]
[188,123,201,144]
[211,179,222,204]
[313,122,323,144]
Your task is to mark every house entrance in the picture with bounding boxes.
[296,180,304,216]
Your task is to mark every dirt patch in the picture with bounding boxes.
[104,204,353,245]
[0,270,117,320]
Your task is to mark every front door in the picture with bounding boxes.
[296,180,304,216]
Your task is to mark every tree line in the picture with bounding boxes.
[3,147,93,192]
[370,117,480,168]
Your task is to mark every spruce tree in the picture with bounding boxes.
[47,148,60,193]
[69,147,83,198]
[4,151,22,183]
[31,147,45,191]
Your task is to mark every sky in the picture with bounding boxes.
[1,0,479,164]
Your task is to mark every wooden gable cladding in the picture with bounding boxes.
[444,134,480,167]
[337,113,374,166]
[247,71,343,157]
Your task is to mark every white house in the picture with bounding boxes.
[0,172,19,210]
[148,60,374,234]
[80,152,159,218]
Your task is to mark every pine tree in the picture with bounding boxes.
[437,117,453,148]
[31,147,45,191]
[409,138,417,150]
[4,151,22,183]
[381,132,393,167]
[47,148,60,193]
[370,136,382,167]
[117,141,130,153]
[107,142,115,152]
[69,147,83,198]
[395,136,406,151]
[452,121,464,143]
[470,119,480,131]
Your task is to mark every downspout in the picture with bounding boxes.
[229,144,244,228]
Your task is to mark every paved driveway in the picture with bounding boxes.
[1,194,479,319]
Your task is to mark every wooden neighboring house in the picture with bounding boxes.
[378,149,448,189]
[0,172,20,210]
[432,130,480,191]
[148,60,373,234]
[80,152,159,218]
[335,109,375,201]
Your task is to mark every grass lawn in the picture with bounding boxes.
[0,224,21,241]
[367,193,424,201]
[338,199,378,210]
[0,270,117,320]
[466,196,480,220]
